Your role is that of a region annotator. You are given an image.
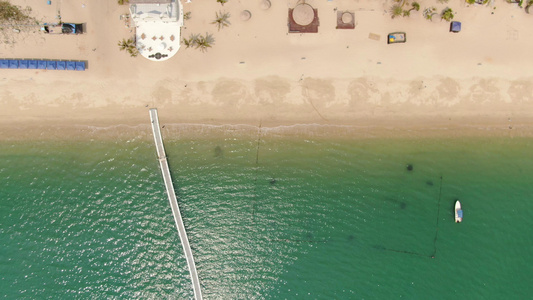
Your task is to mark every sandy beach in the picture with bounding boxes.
[2,0,533,139]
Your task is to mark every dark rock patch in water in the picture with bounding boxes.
[426,180,434,186]
[373,245,386,251]
[214,145,223,158]
[406,164,414,171]
[270,178,277,185]
[384,197,407,209]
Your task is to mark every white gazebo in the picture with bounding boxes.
[129,0,184,61]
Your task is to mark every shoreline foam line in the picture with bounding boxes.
[149,108,203,300]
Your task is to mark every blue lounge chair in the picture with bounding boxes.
[46,61,57,70]
[8,60,18,69]
[66,61,76,70]
[37,60,47,69]
[28,60,38,69]
[75,61,85,71]
[57,61,66,70]
[19,60,29,69]
[0,60,8,69]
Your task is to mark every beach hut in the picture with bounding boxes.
[0,60,8,69]
[19,60,29,69]
[8,60,19,69]
[37,60,47,69]
[66,61,76,70]
[450,21,461,33]
[57,61,66,70]
[46,61,57,70]
[28,60,38,69]
[75,61,85,71]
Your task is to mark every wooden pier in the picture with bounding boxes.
[149,109,202,300]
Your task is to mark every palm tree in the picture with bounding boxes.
[217,0,228,5]
[390,4,403,19]
[118,37,138,57]
[441,7,454,21]
[212,11,231,31]
[195,33,215,52]
[184,11,191,20]
[182,34,198,48]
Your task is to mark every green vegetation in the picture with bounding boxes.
[423,6,437,20]
[118,0,129,4]
[184,11,191,20]
[195,33,215,52]
[182,33,199,48]
[390,4,403,18]
[389,1,420,18]
[441,7,454,21]
[0,1,37,45]
[212,11,230,31]
[182,33,215,52]
[0,1,33,23]
[118,37,138,57]
[403,2,420,16]
[217,0,228,5]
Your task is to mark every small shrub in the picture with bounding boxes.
[423,7,437,20]
[441,7,454,21]
[390,4,403,18]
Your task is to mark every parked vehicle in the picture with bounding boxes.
[41,23,84,34]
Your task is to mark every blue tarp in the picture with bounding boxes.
[8,60,18,69]
[457,210,463,218]
[19,60,29,69]
[66,61,76,70]
[46,61,57,70]
[57,61,66,70]
[37,60,47,69]
[75,61,85,71]
[451,21,461,33]
[0,60,8,69]
[28,60,38,69]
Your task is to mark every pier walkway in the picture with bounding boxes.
[149,109,202,300]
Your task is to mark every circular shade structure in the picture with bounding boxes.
[293,3,314,26]
[240,10,251,21]
[260,0,271,10]
[341,12,353,24]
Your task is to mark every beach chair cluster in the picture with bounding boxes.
[0,59,86,71]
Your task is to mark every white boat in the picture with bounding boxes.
[455,200,463,223]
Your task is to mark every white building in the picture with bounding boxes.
[129,0,184,61]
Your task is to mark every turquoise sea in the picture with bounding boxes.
[1,125,532,299]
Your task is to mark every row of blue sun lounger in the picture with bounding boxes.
[0,59,86,71]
